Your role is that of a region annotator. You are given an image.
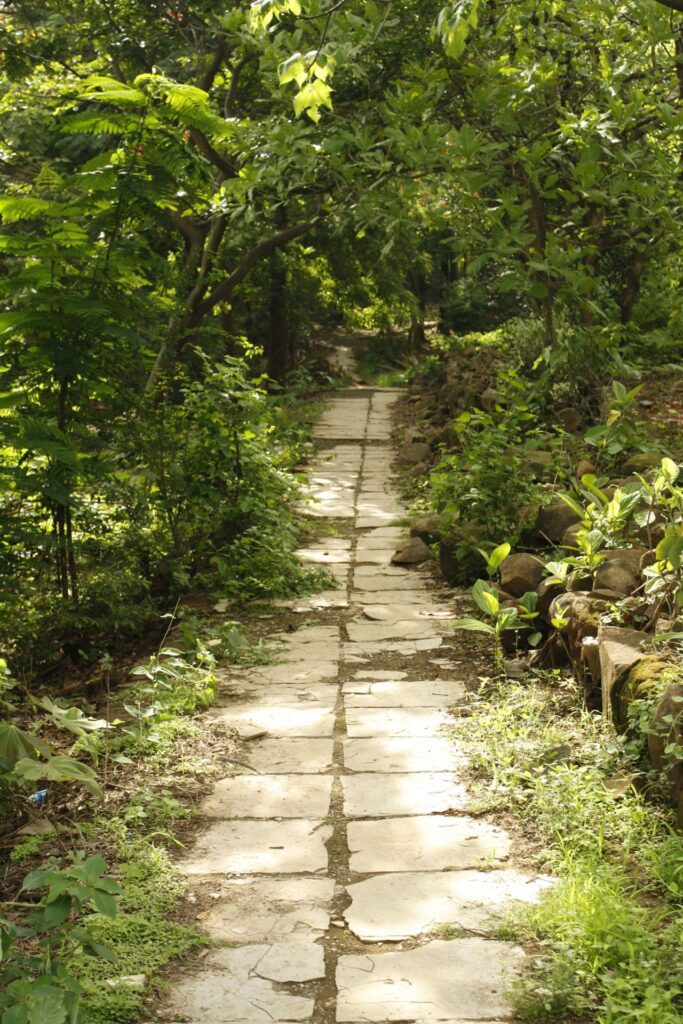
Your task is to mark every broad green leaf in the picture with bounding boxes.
[452,617,496,635]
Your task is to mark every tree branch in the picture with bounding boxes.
[188,128,235,178]
[195,218,317,319]
[650,0,683,12]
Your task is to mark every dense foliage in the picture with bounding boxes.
[1,1,682,1021]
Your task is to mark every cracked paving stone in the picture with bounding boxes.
[212,703,335,737]
[198,877,334,942]
[345,707,449,738]
[200,775,333,819]
[342,679,465,708]
[343,870,552,940]
[180,819,332,875]
[342,772,469,818]
[335,939,525,1022]
[347,815,510,872]
[343,737,461,774]
[160,945,316,1022]
[244,737,334,774]
[346,620,441,643]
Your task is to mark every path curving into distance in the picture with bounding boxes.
[159,385,549,1024]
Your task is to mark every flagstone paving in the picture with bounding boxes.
[159,384,545,1023]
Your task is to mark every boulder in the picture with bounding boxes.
[537,578,566,621]
[549,591,586,631]
[648,677,683,822]
[576,459,595,480]
[598,625,648,725]
[617,655,672,725]
[593,548,647,596]
[562,523,583,548]
[500,553,545,598]
[535,503,582,544]
[398,442,431,466]
[410,514,443,545]
[556,407,583,433]
[526,450,554,478]
[479,387,500,412]
[622,452,662,474]
[566,572,592,592]
[391,537,434,565]
[590,588,627,603]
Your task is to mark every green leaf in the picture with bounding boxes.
[452,617,496,635]
[472,579,499,616]
[0,724,52,768]
[661,457,679,482]
[13,756,103,798]
[92,889,117,918]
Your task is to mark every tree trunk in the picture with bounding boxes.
[619,250,647,324]
[267,250,289,382]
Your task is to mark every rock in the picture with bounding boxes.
[576,459,596,479]
[526,450,554,477]
[604,771,642,799]
[598,625,648,725]
[391,537,434,565]
[105,975,147,991]
[537,578,566,621]
[479,387,500,411]
[622,452,663,474]
[410,513,443,545]
[535,502,582,544]
[562,523,583,548]
[504,658,530,680]
[590,588,626,602]
[615,655,672,728]
[648,678,683,821]
[438,541,458,580]
[500,553,545,597]
[557,407,583,433]
[640,549,657,573]
[593,548,647,596]
[17,817,56,837]
[399,442,431,465]
[566,572,593,592]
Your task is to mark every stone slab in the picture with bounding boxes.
[241,662,339,685]
[352,576,426,592]
[200,775,333,819]
[219,683,337,706]
[213,703,335,737]
[346,621,440,642]
[347,815,510,872]
[180,819,331,875]
[343,638,443,656]
[351,670,408,680]
[246,738,334,774]
[199,876,334,942]
[343,679,465,707]
[161,946,315,1022]
[343,870,550,940]
[345,708,448,738]
[344,738,460,773]
[342,773,469,817]
[336,939,524,1022]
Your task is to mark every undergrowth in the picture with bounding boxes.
[450,674,683,1023]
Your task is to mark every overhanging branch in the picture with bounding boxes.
[195,218,316,319]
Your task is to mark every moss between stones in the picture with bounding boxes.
[616,656,672,731]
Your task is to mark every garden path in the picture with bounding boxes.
[158,385,547,1024]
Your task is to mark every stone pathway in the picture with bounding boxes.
[158,386,549,1024]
